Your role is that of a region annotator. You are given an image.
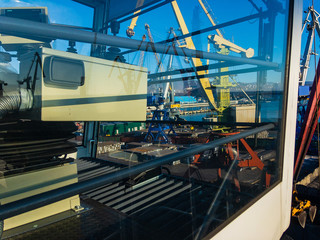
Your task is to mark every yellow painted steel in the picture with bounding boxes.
[126,10,141,37]
[211,47,236,111]
[171,0,219,112]
[1,163,80,230]
[291,190,312,217]
[126,0,145,37]
[197,0,223,38]
[170,103,181,108]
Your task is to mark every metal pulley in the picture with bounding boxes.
[126,27,135,38]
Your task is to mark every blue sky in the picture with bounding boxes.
[0,0,93,57]
[0,0,311,89]
[116,0,288,88]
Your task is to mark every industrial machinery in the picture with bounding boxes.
[126,0,145,38]
[0,6,147,235]
[291,28,320,230]
[171,0,255,116]
[0,1,303,240]
[18,47,147,121]
[0,58,147,232]
[294,5,320,183]
[299,5,320,86]
[141,0,257,123]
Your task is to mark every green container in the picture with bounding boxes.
[100,122,145,137]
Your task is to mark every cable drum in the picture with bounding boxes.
[0,91,21,119]
[0,88,34,119]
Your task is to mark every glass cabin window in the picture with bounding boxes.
[0,0,291,239]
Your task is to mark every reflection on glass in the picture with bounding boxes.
[0,0,289,239]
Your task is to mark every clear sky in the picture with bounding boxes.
[116,0,288,89]
[0,0,93,56]
[0,0,305,91]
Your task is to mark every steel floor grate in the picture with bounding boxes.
[78,163,255,240]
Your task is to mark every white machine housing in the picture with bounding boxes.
[19,47,148,121]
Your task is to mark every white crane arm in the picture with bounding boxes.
[208,34,254,58]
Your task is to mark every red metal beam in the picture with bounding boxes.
[294,59,320,182]
[238,138,264,170]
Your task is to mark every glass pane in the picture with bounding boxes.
[97,0,289,238]
[0,0,290,239]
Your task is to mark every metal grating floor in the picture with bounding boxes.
[76,157,125,182]
[76,158,255,239]
[4,198,151,240]
[4,158,256,239]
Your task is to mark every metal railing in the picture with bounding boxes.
[0,16,278,66]
[0,123,274,221]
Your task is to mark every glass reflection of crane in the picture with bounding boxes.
[137,24,181,105]
[171,0,254,114]
[299,5,320,86]
[126,0,255,116]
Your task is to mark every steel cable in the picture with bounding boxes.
[0,92,21,119]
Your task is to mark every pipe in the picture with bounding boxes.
[0,16,277,67]
[107,0,173,23]
[0,91,21,119]
[148,66,272,85]
[109,0,174,24]
[0,123,274,220]
[148,61,244,79]
[0,88,33,119]
[148,59,278,80]
[145,120,272,127]
[122,10,270,56]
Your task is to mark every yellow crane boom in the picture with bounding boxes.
[198,0,224,38]
[126,0,145,37]
[127,0,254,112]
[171,0,220,111]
